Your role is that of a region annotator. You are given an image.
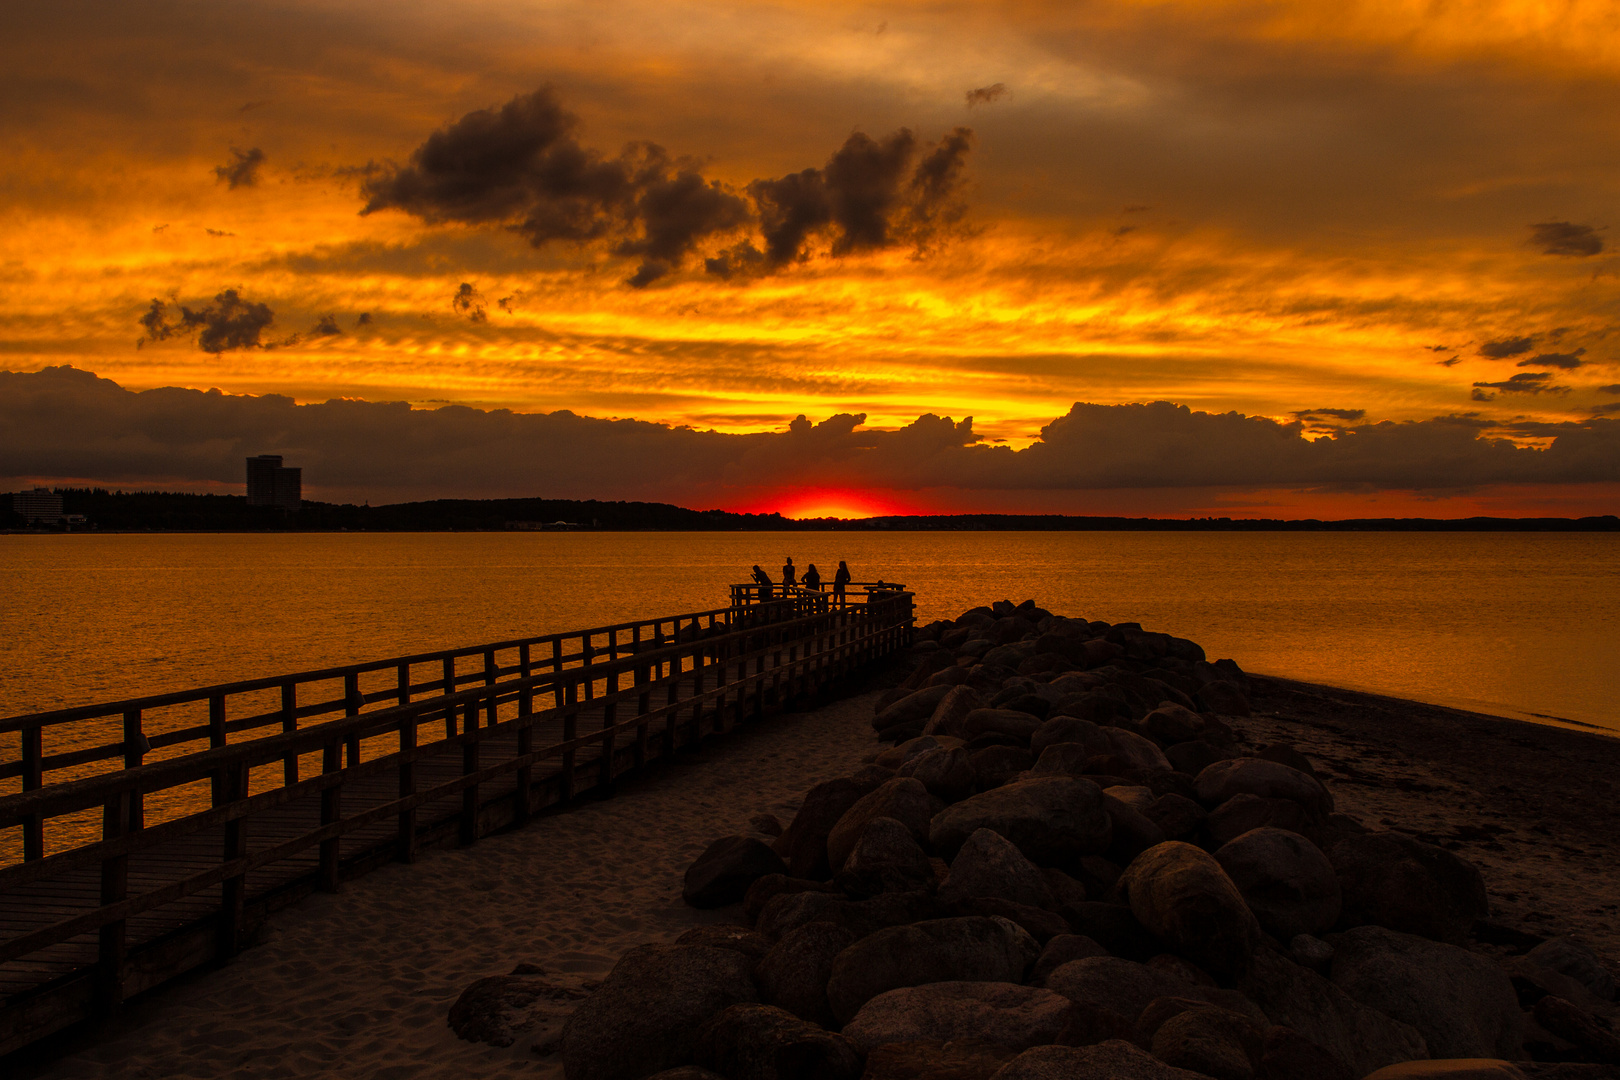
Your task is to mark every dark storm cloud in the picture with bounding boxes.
[1518,349,1585,369]
[965,83,1007,107]
[355,312,372,327]
[136,290,277,353]
[360,88,751,288]
[452,282,487,322]
[1528,221,1604,257]
[1478,336,1536,359]
[214,147,265,189]
[310,314,341,336]
[742,127,974,269]
[5,368,1617,502]
[362,88,973,285]
[1602,384,1620,394]
[1471,372,1569,400]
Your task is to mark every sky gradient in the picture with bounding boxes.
[5,0,1620,516]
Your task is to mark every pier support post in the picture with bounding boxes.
[217,760,248,963]
[319,737,342,892]
[460,699,480,846]
[95,789,131,1017]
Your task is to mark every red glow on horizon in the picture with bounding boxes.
[743,487,919,520]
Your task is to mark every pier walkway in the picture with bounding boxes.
[0,583,914,1057]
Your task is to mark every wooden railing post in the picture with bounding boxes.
[207,693,227,804]
[483,649,497,726]
[397,709,417,863]
[515,645,533,825]
[21,722,43,860]
[217,759,248,962]
[598,697,617,795]
[633,663,650,772]
[122,708,146,830]
[551,639,564,708]
[319,737,342,892]
[95,788,131,1016]
[280,682,298,786]
[344,672,361,768]
[460,699,480,846]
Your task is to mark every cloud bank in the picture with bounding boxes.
[5,367,1617,507]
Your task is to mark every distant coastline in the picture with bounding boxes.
[5,488,1618,532]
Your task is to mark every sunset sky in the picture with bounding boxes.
[4,0,1620,516]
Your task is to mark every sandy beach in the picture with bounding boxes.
[23,671,1620,1079]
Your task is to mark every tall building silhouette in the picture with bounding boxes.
[246,455,302,511]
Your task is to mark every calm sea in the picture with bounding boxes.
[3,531,1617,735]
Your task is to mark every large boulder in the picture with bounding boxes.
[1043,956,1195,1028]
[674,926,772,962]
[1032,935,1109,985]
[1115,842,1262,979]
[1236,947,1427,1079]
[1195,759,1333,816]
[826,777,944,872]
[777,778,872,880]
[1524,937,1618,1002]
[938,828,1057,910]
[755,888,948,942]
[684,836,789,908]
[899,746,978,803]
[449,965,592,1048]
[1138,704,1215,748]
[693,1004,862,1080]
[1207,794,1317,848]
[1031,715,1104,758]
[743,875,840,924]
[964,709,1044,743]
[835,816,936,899]
[842,981,1076,1054]
[875,685,957,731]
[1103,792,1168,864]
[970,745,1035,790]
[929,777,1113,864]
[1360,1064,1528,1080]
[1197,681,1251,717]
[988,1040,1213,1079]
[754,922,860,1029]
[1150,1005,1267,1080]
[1213,827,1341,940]
[1328,832,1488,945]
[825,916,1039,1025]
[1328,925,1525,1060]
[1096,728,1175,775]
[561,944,758,1080]
[924,685,986,739]
[861,1040,1016,1080]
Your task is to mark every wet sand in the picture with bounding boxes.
[27,677,1620,1079]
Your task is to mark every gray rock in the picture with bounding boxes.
[1028,742,1092,779]
[971,745,1036,790]
[1194,759,1333,816]
[1329,925,1525,1060]
[684,835,789,908]
[1361,1064,1527,1079]
[1255,1026,1352,1080]
[742,874,839,924]
[1213,827,1341,940]
[988,1039,1213,1079]
[861,1039,1017,1080]
[900,746,978,803]
[965,709,1044,743]
[1197,681,1251,717]
[1096,727,1175,774]
[1329,831,1489,945]
[875,685,957,731]
[925,685,987,739]
[1143,793,1206,840]
[825,916,1040,1025]
[754,921,859,1029]
[929,776,1113,864]
[1104,793,1168,863]
[755,888,948,942]
[1116,841,1261,979]
[1531,995,1620,1066]
[1207,794,1317,848]
[448,965,592,1048]
[674,926,772,962]
[1289,933,1334,970]
[1032,934,1109,985]
[835,816,937,899]
[1041,867,1089,907]
[561,944,757,1080]
[876,736,945,770]
[939,828,1057,909]
[1138,704,1213,748]
[1526,937,1618,1002]
[842,981,1076,1054]
[644,1069,727,1080]
[1150,1005,1266,1080]
[826,777,944,872]
[1044,955,1195,1026]
[1236,946,1427,1079]
[693,1003,862,1080]
[777,778,872,880]
[1031,715,1106,758]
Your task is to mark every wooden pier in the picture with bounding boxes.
[0,583,914,1058]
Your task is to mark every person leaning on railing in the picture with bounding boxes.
[803,563,822,591]
[751,564,773,600]
[833,561,851,605]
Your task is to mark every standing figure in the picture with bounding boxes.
[782,557,797,589]
[833,560,851,604]
[751,564,773,600]
[803,563,822,590]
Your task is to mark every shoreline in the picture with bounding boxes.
[19,669,1620,1078]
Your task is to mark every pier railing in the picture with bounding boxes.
[0,584,913,1057]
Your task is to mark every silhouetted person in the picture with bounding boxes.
[803,563,821,590]
[833,561,851,604]
[782,557,796,589]
[751,564,773,600]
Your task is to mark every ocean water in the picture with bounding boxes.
[2,531,1617,735]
